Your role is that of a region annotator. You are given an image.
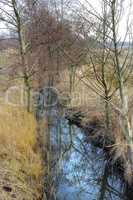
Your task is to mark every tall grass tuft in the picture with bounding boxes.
[0,103,43,199]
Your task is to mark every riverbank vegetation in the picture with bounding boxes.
[0,0,133,199]
[0,102,43,199]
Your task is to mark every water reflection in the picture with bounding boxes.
[43,108,126,200]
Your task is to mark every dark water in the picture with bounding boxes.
[39,107,126,200]
[36,88,128,200]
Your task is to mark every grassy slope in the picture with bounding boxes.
[0,50,44,200]
[0,105,43,200]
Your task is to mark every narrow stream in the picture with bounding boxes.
[37,88,129,200]
[47,109,126,200]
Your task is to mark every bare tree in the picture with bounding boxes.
[0,0,38,112]
[76,0,133,177]
[56,0,133,180]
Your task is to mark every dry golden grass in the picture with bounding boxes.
[0,49,44,198]
[0,103,43,199]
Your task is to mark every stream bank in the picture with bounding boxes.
[37,86,133,200]
[65,108,133,200]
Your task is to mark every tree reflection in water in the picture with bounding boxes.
[44,109,126,200]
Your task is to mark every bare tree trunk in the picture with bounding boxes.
[102,0,110,130]
[111,0,133,170]
[12,0,31,112]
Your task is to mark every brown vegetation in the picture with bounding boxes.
[0,103,43,199]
